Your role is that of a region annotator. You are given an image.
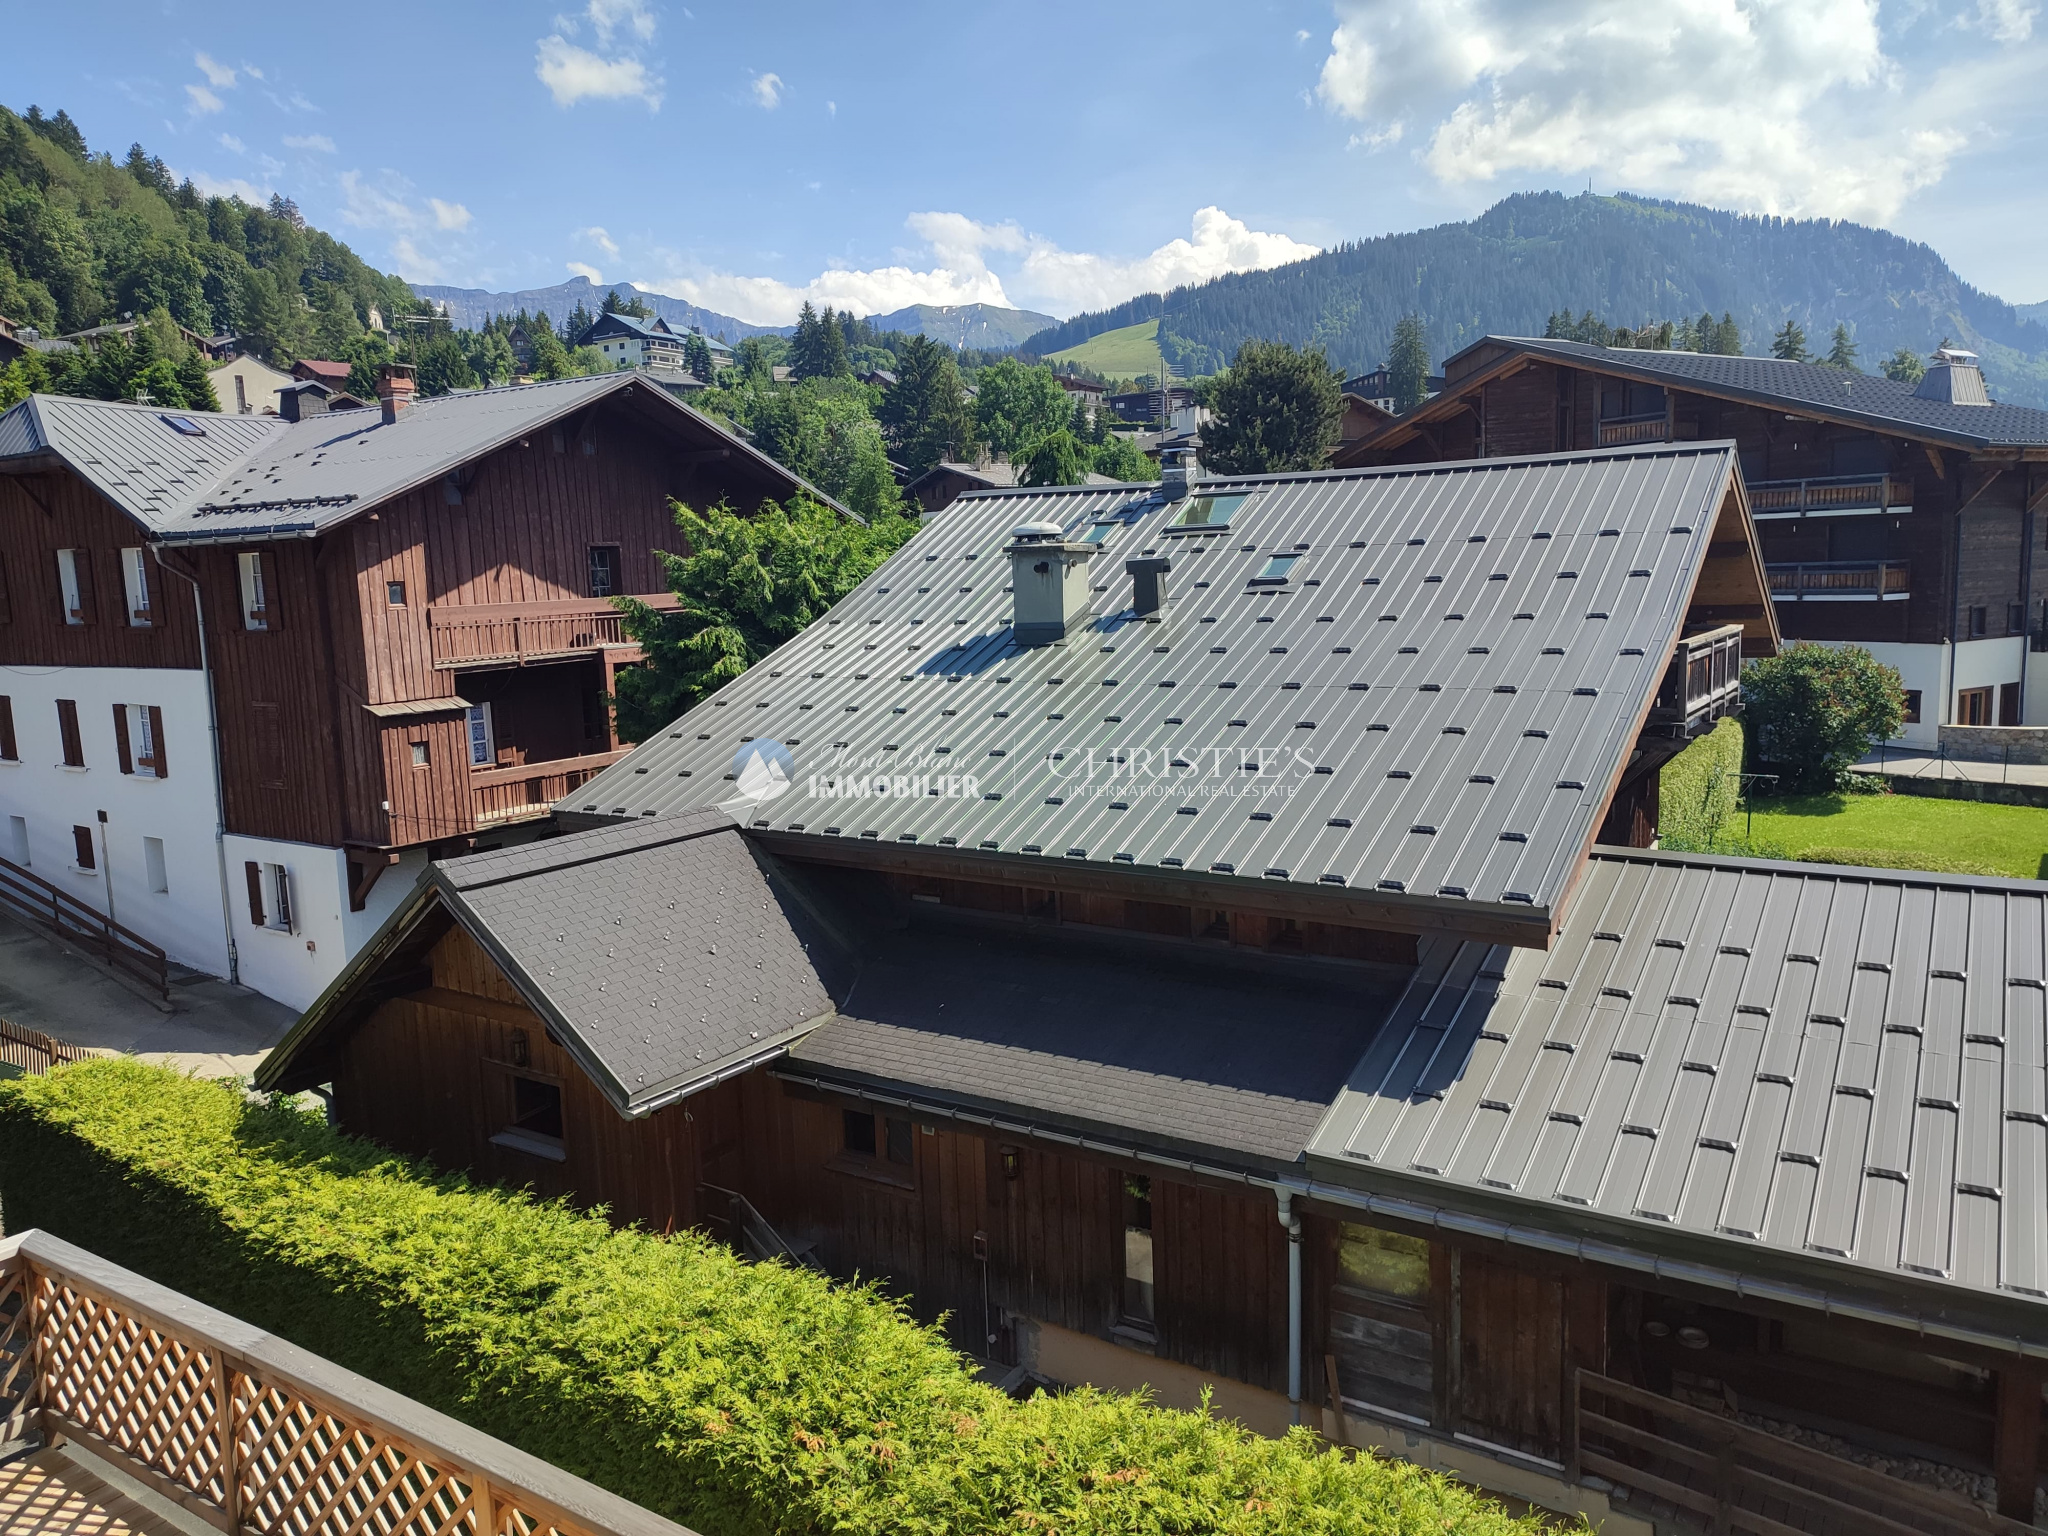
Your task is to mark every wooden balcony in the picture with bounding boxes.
[1597,412,1670,446]
[1749,473,1908,519]
[426,597,680,670]
[1767,560,1910,601]
[471,749,629,826]
[1650,624,1743,735]
[0,1229,698,1536]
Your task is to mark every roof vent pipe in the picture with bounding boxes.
[1126,556,1171,623]
[1006,520,1100,646]
[1914,347,1992,407]
[1160,446,1200,501]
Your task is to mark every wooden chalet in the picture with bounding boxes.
[0,367,837,1008]
[1341,339,2048,746]
[264,444,2048,1532]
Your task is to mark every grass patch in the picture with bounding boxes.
[0,1060,1548,1536]
[1046,318,1164,381]
[1734,793,2048,880]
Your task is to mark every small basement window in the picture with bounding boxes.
[1169,492,1247,531]
[491,1075,566,1161]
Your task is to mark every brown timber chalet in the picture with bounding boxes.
[0,368,836,1007]
[266,445,2048,1530]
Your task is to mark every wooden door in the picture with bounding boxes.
[1455,1252,1567,1461]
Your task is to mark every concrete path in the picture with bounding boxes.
[0,912,295,1079]
[1854,748,2048,789]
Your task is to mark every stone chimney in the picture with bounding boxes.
[376,363,418,426]
[1914,347,1992,407]
[1007,520,1100,646]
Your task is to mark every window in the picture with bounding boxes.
[1251,553,1301,585]
[1330,1222,1434,1423]
[245,860,293,931]
[1121,1174,1155,1330]
[55,699,83,768]
[1599,379,1667,421]
[1969,605,1988,638]
[1901,689,1922,725]
[410,739,430,767]
[72,825,96,871]
[1080,520,1121,546]
[56,548,90,625]
[1338,1222,1431,1300]
[0,696,15,761]
[840,1109,913,1171]
[238,551,271,630]
[588,545,622,598]
[2011,603,2027,637]
[466,703,494,767]
[143,836,168,894]
[159,414,206,437]
[1169,493,1248,531]
[233,374,248,413]
[114,704,166,777]
[386,580,406,606]
[512,1076,563,1139]
[2001,681,2022,727]
[1958,686,1994,726]
[122,548,152,626]
[842,1108,876,1157]
[6,816,26,867]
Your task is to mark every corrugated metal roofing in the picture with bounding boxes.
[1434,336,2048,450]
[0,374,843,542]
[1308,847,2048,1311]
[568,443,1740,933]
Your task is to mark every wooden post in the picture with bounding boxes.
[26,1266,55,1446]
[1994,1363,2044,1525]
[211,1355,241,1531]
[1323,1354,1349,1449]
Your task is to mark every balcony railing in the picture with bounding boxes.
[1652,624,1743,733]
[1749,473,1908,519]
[1766,561,1909,601]
[427,597,680,670]
[1597,412,1670,446]
[0,1229,698,1536]
[471,749,630,825]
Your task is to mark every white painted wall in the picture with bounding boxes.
[1819,641,1946,749]
[1951,636,2025,707]
[2026,647,2048,726]
[0,664,232,975]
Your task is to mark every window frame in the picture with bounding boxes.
[122,547,153,627]
[1958,685,1994,727]
[466,702,495,768]
[71,824,97,873]
[56,548,88,626]
[238,551,272,631]
[1166,492,1251,534]
[1118,1172,1157,1337]
[387,580,407,607]
[245,860,295,933]
[587,544,623,599]
[6,815,28,868]
[143,835,168,894]
[489,1072,568,1162]
[1901,689,1922,725]
[832,1105,917,1188]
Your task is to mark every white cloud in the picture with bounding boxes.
[185,83,224,115]
[577,225,621,257]
[188,171,270,203]
[751,71,784,108]
[243,64,265,81]
[194,52,237,88]
[638,205,1319,325]
[587,0,657,45]
[430,198,472,230]
[217,133,246,154]
[567,261,605,282]
[1966,0,2038,40]
[826,99,836,116]
[339,170,419,230]
[390,236,445,283]
[284,133,336,153]
[1312,0,1980,224]
[536,35,663,107]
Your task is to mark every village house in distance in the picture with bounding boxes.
[270,437,2048,1531]
[1340,340,2048,747]
[0,366,832,1007]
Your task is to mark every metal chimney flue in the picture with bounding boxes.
[1126,556,1171,622]
[1160,446,1200,501]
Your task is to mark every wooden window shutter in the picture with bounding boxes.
[148,705,167,778]
[73,552,95,625]
[74,826,96,870]
[113,704,133,774]
[55,699,82,767]
[0,696,14,761]
[245,861,265,926]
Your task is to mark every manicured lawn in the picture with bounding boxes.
[1733,791,2048,880]
[1044,317,1164,379]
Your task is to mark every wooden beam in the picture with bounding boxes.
[1994,1364,2043,1523]
[1924,444,1947,480]
[2027,472,2048,517]
[347,850,402,913]
[1958,467,2008,517]
[403,985,539,1028]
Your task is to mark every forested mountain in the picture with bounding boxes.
[1022,193,2048,408]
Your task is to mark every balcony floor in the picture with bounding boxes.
[0,1453,172,1536]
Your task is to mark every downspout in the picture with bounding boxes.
[153,548,238,984]
[1947,454,1963,734]
[2021,471,2036,726]
[1276,1187,1302,1425]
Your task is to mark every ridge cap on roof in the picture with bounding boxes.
[439,806,736,891]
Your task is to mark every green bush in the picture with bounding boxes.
[1741,643,1904,794]
[0,1061,1545,1536]
[1658,718,1744,851]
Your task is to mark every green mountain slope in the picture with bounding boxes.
[1044,318,1164,379]
[1023,192,2048,408]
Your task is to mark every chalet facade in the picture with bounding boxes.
[574,313,732,377]
[0,367,835,1007]
[1340,339,2048,747]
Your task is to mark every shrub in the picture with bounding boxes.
[0,1061,1545,1536]
[1742,643,1904,795]
[1657,718,1744,851]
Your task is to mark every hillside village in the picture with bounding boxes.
[6,75,2048,1536]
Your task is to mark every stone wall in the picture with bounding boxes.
[1938,725,2048,766]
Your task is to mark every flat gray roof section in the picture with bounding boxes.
[258,811,845,1114]
[567,443,1747,941]
[784,919,1407,1171]
[1308,847,2048,1323]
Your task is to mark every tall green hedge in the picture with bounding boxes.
[1658,718,1745,852]
[0,1061,1545,1536]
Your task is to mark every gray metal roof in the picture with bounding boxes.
[0,375,844,543]
[1443,336,2048,451]
[785,919,1405,1169]
[568,443,1743,937]
[1309,847,2048,1316]
[257,811,843,1115]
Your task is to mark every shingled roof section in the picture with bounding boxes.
[1308,847,2048,1331]
[257,811,845,1115]
[1427,336,2048,452]
[565,442,1749,942]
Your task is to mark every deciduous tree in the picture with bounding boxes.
[1742,642,1905,794]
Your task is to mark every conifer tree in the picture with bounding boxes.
[877,333,972,474]
[1825,324,1859,371]
[1771,320,1810,362]
[1387,314,1431,412]
[1203,339,1343,474]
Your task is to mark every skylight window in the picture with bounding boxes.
[1250,554,1300,585]
[159,415,207,437]
[1169,492,1248,531]
[1080,520,1120,545]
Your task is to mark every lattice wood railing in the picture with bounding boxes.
[0,1230,697,1536]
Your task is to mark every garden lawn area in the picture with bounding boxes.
[1735,791,2048,881]
[1044,317,1165,379]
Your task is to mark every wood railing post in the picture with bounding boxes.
[212,1354,242,1531]
[24,1261,53,1444]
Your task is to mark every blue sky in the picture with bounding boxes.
[6,1,2046,324]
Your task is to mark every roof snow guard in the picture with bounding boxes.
[566,443,1753,943]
